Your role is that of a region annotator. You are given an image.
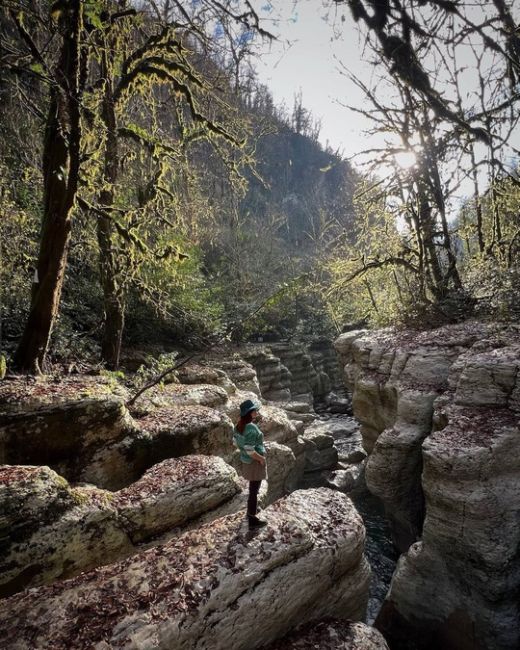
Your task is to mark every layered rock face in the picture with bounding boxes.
[1,489,370,650]
[335,322,520,650]
[0,342,375,649]
[208,356,261,395]
[309,339,345,402]
[242,342,343,406]
[270,343,318,402]
[335,323,492,550]
[0,457,242,596]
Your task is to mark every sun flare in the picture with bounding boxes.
[394,151,417,169]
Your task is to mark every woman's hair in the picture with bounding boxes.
[236,411,254,433]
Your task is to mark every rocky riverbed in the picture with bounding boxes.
[0,341,388,649]
[2,325,518,649]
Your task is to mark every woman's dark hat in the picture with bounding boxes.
[240,399,260,417]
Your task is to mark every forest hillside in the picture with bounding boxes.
[1,1,519,375]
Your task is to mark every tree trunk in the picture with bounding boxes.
[417,188,444,300]
[13,3,83,373]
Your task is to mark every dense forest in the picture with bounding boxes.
[0,0,519,375]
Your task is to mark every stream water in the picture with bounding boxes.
[313,412,399,625]
[349,482,399,624]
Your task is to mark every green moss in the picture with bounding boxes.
[71,487,114,507]
[54,474,71,490]
[0,355,6,380]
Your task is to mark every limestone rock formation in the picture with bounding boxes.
[309,339,344,396]
[262,619,389,649]
[176,362,236,394]
[334,322,497,551]
[300,428,338,473]
[0,465,130,598]
[82,404,235,490]
[336,322,520,650]
[270,343,318,402]
[1,489,370,650]
[134,404,235,463]
[282,401,316,426]
[112,456,241,543]
[0,377,135,486]
[242,346,292,402]
[208,356,261,395]
[132,383,229,413]
[326,464,365,493]
[261,441,298,500]
[0,457,242,597]
[377,343,520,650]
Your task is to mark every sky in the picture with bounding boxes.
[248,0,520,201]
[252,1,374,160]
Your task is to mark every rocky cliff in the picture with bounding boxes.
[335,322,520,650]
[0,343,373,648]
[1,489,369,650]
[241,342,344,406]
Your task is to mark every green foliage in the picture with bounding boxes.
[0,163,41,345]
[99,369,126,389]
[132,351,179,388]
[327,172,520,329]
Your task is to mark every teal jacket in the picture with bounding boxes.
[233,422,266,464]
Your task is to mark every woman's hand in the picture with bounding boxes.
[251,451,266,465]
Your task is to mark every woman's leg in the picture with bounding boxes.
[247,480,262,517]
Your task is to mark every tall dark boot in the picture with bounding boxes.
[248,514,267,529]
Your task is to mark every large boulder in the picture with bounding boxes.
[0,489,370,650]
[112,455,241,543]
[262,619,389,649]
[0,377,135,486]
[0,457,243,598]
[134,404,234,463]
[132,383,229,413]
[300,427,338,473]
[0,465,131,598]
[77,404,235,491]
[176,362,236,394]
[262,441,298,500]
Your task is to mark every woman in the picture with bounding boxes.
[234,399,267,529]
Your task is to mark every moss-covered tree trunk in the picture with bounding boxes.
[13,3,84,373]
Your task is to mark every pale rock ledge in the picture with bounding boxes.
[262,618,389,649]
[0,488,370,650]
[0,456,242,597]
